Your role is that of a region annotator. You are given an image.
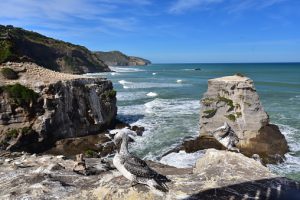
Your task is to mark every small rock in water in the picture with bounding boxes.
[130,125,145,136]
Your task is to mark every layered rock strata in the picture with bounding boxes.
[199,75,288,163]
[0,62,117,152]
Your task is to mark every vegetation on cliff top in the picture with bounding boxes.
[0,83,39,106]
[0,25,109,74]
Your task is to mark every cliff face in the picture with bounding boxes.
[199,75,288,162]
[94,51,151,66]
[0,25,110,74]
[0,149,299,199]
[0,62,117,152]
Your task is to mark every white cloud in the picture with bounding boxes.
[227,0,287,13]
[169,0,223,14]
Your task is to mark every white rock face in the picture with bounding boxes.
[199,75,288,162]
[200,75,269,139]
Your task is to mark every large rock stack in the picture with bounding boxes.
[199,75,288,162]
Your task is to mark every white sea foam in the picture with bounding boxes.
[268,124,300,177]
[117,91,148,101]
[152,72,157,75]
[176,79,183,83]
[124,82,185,89]
[118,80,184,89]
[146,92,158,97]
[118,80,132,85]
[111,72,120,76]
[144,98,200,116]
[110,67,145,73]
[160,150,205,168]
[289,95,300,101]
[117,98,200,158]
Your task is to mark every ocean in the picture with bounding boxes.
[87,63,300,181]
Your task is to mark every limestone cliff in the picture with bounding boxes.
[199,75,288,162]
[94,51,151,66]
[0,149,299,199]
[0,62,117,152]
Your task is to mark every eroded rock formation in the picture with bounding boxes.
[199,75,288,163]
[0,62,117,152]
[0,149,299,199]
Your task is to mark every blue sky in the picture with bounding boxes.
[0,0,299,63]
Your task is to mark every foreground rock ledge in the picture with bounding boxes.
[0,62,117,152]
[0,149,299,200]
[199,75,288,163]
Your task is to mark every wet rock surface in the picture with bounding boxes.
[0,149,299,200]
[199,75,289,163]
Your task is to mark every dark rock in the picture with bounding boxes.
[130,125,145,136]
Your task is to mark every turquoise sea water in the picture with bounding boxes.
[87,63,300,180]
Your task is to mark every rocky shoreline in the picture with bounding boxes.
[1,63,299,199]
[0,149,299,199]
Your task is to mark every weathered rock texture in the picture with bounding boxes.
[199,75,288,163]
[94,51,151,66]
[0,62,117,152]
[0,149,299,200]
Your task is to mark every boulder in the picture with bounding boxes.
[199,75,288,163]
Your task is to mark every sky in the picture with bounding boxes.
[0,0,299,63]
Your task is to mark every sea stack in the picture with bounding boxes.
[199,75,288,163]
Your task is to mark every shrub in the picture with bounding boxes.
[218,96,234,112]
[102,89,117,100]
[236,112,242,118]
[85,149,97,157]
[0,83,39,106]
[6,129,19,139]
[0,41,12,63]
[225,114,236,122]
[1,67,18,79]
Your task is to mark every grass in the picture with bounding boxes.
[0,40,12,63]
[0,83,39,106]
[218,96,234,112]
[203,109,217,118]
[102,89,117,100]
[225,114,236,122]
[1,67,18,79]
[202,97,215,106]
[85,149,97,157]
[236,112,242,118]
[6,129,19,139]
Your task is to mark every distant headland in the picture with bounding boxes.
[0,25,150,74]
